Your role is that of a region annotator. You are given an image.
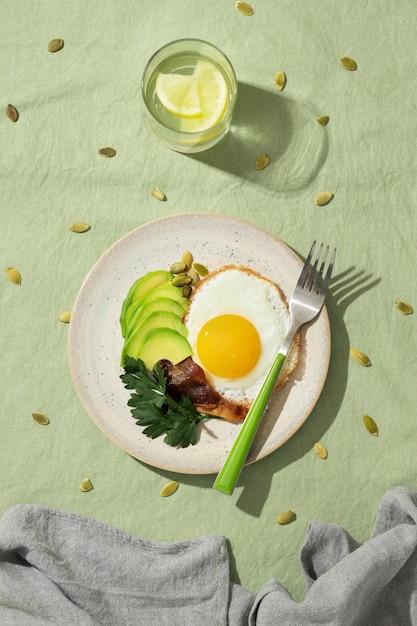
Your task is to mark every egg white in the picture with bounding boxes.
[184,266,293,403]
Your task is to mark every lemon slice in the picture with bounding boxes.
[155,60,228,132]
[155,73,202,117]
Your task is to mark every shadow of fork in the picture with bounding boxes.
[233,267,381,516]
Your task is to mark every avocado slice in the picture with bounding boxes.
[121,311,188,364]
[137,328,193,370]
[127,296,185,331]
[123,283,188,337]
[120,270,173,335]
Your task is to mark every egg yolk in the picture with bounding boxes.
[196,314,261,379]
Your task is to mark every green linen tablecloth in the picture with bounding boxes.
[2,0,417,604]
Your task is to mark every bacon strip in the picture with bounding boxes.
[160,358,248,423]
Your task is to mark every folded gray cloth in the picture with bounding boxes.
[251,485,417,625]
[1,486,417,625]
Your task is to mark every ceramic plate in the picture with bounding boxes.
[68,213,331,474]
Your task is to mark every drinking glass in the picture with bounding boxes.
[142,39,238,153]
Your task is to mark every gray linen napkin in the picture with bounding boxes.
[1,486,417,625]
[250,486,417,625]
[0,504,253,625]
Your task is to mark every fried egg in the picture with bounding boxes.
[184,265,298,404]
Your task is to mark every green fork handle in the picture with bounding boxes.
[212,351,287,495]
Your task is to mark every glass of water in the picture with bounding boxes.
[142,39,238,153]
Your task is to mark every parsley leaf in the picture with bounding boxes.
[120,357,210,448]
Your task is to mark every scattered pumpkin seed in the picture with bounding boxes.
[395,301,413,315]
[340,56,357,71]
[172,274,192,287]
[182,284,192,298]
[276,510,296,525]
[315,191,333,206]
[80,478,94,492]
[151,187,167,201]
[170,261,187,274]
[69,223,91,233]
[235,1,254,16]
[6,267,21,285]
[59,311,71,323]
[98,147,116,158]
[363,414,378,436]
[6,104,19,122]
[274,71,286,91]
[192,262,209,277]
[48,38,64,53]
[32,412,49,425]
[255,153,270,170]
[350,348,371,367]
[160,480,179,497]
[316,115,329,126]
[313,441,328,459]
[182,251,193,270]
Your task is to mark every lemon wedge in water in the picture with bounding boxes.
[155,60,228,132]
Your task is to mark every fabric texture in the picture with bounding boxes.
[3,0,417,603]
[1,486,417,625]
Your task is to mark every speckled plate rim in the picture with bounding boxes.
[68,213,331,474]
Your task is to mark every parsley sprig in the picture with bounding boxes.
[120,356,209,448]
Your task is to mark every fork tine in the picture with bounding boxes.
[318,245,329,278]
[306,243,324,292]
[297,240,316,289]
[320,247,336,296]
[298,242,336,296]
[310,244,329,294]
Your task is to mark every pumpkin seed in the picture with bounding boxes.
[315,191,333,206]
[350,348,371,367]
[316,115,329,126]
[182,251,193,270]
[151,188,167,201]
[32,412,50,425]
[6,267,21,285]
[255,154,270,170]
[363,414,378,436]
[6,104,19,122]
[59,311,71,323]
[276,510,296,525]
[340,56,357,71]
[170,261,187,274]
[69,223,90,233]
[313,441,328,459]
[98,147,116,158]
[235,1,254,16]
[395,301,413,315]
[187,268,199,285]
[48,38,64,53]
[182,284,192,298]
[172,274,192,287]
[192,262,209,277]
[274,71,286,91]
[160,480,179,497]
[80,478,94,492]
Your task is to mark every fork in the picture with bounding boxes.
[212,241,336,495]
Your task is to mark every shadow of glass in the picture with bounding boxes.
[190,82,329,192]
